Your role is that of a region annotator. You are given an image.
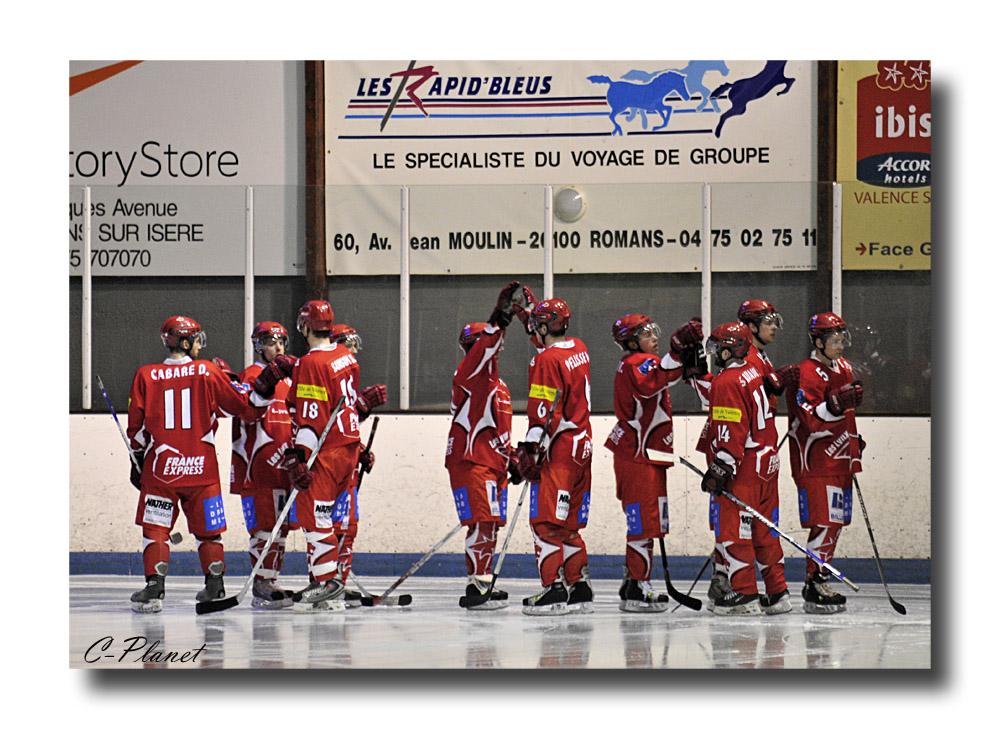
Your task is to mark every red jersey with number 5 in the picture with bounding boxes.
[697,360,780,481]
[128,357,265,488]
[446,324,510,472]
[526,338,593,464]
[287,343,361,460]
[785,354,862,478]
[230,363,293,493]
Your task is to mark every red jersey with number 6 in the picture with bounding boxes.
[697,360,780,481]
[287,343,361,459]
[230,363,293,493]
[785,354,862,478]
[128,356,264,489]
[526,338,593,464]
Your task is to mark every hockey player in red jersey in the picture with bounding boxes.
[513,298,595,615]
[329,323,379,607]
[127,316,293,612]
[605,313,708,612]
[228,321,301,609]
[697,322,789,616]
[283,301,386,611]
[446,281,532,610]
[786,312,864,613]
[702,300,800,608]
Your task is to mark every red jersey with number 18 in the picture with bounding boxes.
[286,343,361,459]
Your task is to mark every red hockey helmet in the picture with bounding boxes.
[160,315,206,350]
[332,323,362,351]
[611,313,661,350]
[706,321,752,361]
[459,322,489,351]
[529,298,571,335]
[809,312,851,347]
[737,299,782,328]
[296,299,334,334]
[251,321,289,354]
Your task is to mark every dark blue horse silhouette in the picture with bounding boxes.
[588,71,690,135]
[710,60,795,137]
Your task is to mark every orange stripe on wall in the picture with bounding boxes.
[70,61,143,96]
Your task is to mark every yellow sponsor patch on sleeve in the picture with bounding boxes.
[528,383,558,402]
[712,406,742,423]
[296,383,329,401]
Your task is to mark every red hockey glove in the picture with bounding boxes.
[763,364,800,396]
[358,446,375,475]
[129,450,145,490]
[513,441,543,482]
[212,357,240,383]
[670,318,704,357]
[512,284,538,331]
[507,452,524,485]
[252,356,294,399]
[356,384,388,421]
[488,280,521,328]
[281,447,313,491]
[826,381,864,416]
[700,457,734,496]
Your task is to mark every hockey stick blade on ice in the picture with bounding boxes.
[461,389,562,609]
[360,523,464,607]
[671,554,713,613]
[853,475,906,615]
[196,397,345,615]
[674,454,860,592]
[97,375,183,546]
[658,537,702,611]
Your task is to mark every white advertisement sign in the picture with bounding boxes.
[69,61,303,276]
[325,60,817,274]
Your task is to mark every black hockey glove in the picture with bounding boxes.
[488,280,521,328]
[129,450,145,490]
[700,457,734,496]
[513,441,543,482]
[507,452,524,485]
[281,447,313,491]
[681,343,709,380]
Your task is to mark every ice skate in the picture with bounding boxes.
[460,577,508,611]
[759,589,792,615]
[567,567,595,614]
[344,588,364,608]
[130,575,165,614]
[712,589,763,616]
[706,570,730,613]
[802,574,847,614]
[522,581,569,616]
[196,574,225,603]
[618,573,669,613]
[292,579,346,612]
[250,578,294,609]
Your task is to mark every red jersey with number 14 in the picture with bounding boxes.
[128,357,264,489]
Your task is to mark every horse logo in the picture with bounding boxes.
[622,61,730,113]
[588,71,690,135]
[710,60,795,137]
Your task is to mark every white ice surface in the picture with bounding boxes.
[71,576,930,669]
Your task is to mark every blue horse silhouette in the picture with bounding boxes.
[710,60,794,137]
[622,61,730,112]
[588,71,690,135]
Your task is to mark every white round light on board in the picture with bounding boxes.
[553,186,586,223]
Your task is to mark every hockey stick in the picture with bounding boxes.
[670,554,713,613]
[658,538,702,610]
[673,455,860,592]
[96,375,183,546]
[360,523,464,606]
[196,396,345,615]
[460,389,562,609]
[853,475,906,614]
